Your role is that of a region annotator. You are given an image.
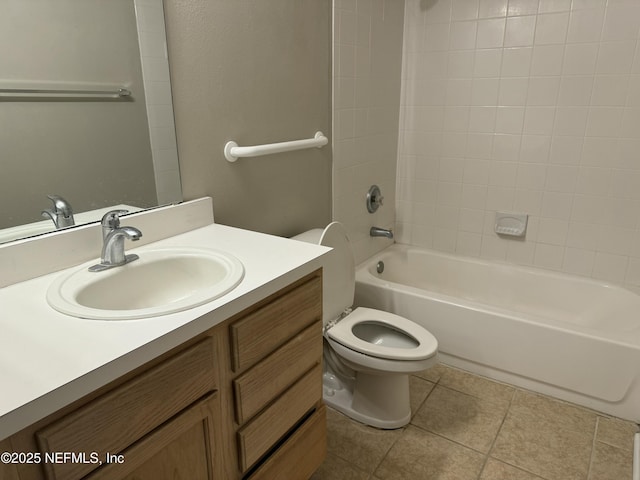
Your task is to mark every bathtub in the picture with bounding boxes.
[355,244,640,421]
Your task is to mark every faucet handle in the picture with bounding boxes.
[100,209,129,240]
[46,194,74,218]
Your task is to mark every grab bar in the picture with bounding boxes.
[0,87,131,99]
[224,131,328,162]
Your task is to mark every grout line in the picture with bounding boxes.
[475,386,518,479]
[586,416,601,480]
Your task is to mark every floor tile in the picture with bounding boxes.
[374,425,485,480]
[438,365,515,408]
[596,416,639,452]
[492,408,594,480]
[588,441,633,480]
[414,363,446,383]
[309,452,369,480]
[315,364,636,480]
[508,390,597,435]
[479,458,546,480]
[409,375,435,417]
[325,407,403,474]
[412,385,509,453]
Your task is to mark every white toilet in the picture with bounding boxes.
[293,222,438,429]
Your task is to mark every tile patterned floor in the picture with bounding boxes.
[311,364,639,480]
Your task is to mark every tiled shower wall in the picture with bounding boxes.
[333,0,404,263]
[396,0,640,291]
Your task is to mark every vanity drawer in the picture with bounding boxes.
[248,405,326,480]
[36,338,217,480]
[229,273,321,372]
[237,363,322,472]
[233,320,322,424]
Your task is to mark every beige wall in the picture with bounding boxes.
[332,0,405,264]
[164,0,332,237]
[0,0,156,229]
[398,0,640,292]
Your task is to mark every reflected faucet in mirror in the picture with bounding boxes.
[41,195,75,229]
[0,0,181,245]
[89,210,142,272]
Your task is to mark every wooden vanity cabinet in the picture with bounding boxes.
[220,269,326,479]
[1,269,325,480]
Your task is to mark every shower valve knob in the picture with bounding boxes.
[366,185,384,213]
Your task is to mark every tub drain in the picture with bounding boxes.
[376,261,385,274]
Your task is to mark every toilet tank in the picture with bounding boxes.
[292,222,355,323]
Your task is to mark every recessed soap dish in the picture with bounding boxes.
[495,212,528,237]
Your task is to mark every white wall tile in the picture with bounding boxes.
[601,5,640,42]
[591,76,628,106]
[479,0,508,19]
[553,107,588,136]
[562,43,598,74]
[592,251,628,282]
[519,134,551,163]
[476,18,506,48]
[531,44,565,75]
[533,243,565,269]
[501,47,533,76]
[489,161,518,186]
[516,163,548,189]
[540,191,573,219]
[566,8,605,43]
[448,50,476,77]
[539,0,571,14]
[466,133,495,158]
[505,15,537,47]
[453,0,479,21]
[549,136,583,164]
[557,76,594,106]
[585,107,623,136]
[545,164,578,191]
[495,106,525,133]
[523,106,556,134]
[527,76,560,105]
[396,0,640,289]
[480,234,509,260]
[596,41,637,74]
[534,12,570,45]
[625,257,640,286]
[456,231,483,256]
[449,21,478,50]
[508,0,538,16]
[498,77,530,105]
[514,189,544,214]
[493,134,522,160]
[473,48,503,77]
[537,217,569,245]
[563,247,595,276]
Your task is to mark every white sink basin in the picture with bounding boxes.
[47,247,245,320]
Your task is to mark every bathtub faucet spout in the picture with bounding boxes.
[370,226,394,239]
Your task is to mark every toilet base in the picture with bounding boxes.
[323,371,411,429]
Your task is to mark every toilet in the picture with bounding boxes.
[293,222,438,429]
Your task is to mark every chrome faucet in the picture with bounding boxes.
[370,226,394,239]
[89,210,142,272]
[41,194,75,229]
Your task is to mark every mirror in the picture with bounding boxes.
[0,0,181,244]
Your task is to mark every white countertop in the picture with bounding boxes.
[0,222,329,440]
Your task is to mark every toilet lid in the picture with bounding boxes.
[319,222,355,323]
[327,307,438,361]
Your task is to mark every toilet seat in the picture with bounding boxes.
[326,307,438,361]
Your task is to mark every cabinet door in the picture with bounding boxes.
[85,393,220,480]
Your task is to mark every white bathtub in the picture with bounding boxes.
[355,244,640,421]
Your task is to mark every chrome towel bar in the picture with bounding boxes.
[0,87,131,99]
